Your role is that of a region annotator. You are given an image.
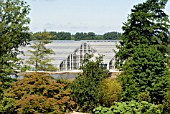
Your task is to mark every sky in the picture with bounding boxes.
[25,0,170,34]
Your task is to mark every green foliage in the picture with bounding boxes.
[74,32,121,40]
[0,97,15,114]
[163,89,170,113]
[167,44,170,67]
[0,73,75,114]
[70,55,108,112]
[138,91,151,103]
[0,78,16,101]
[0,0,30,90]
[74,32,96,40]
[115,0,170,67]
[56,32,71,40]
[99,78,122,107]
[32,31,122,40]
[32,31,53,40]
[20,65,30,72]
[27,33,57,71]
[118,45,169,103]
[93,101,164,114]
[0,82,2,99]
[32,32,71,40]
[103,32,121,40]
[115,0,170,104]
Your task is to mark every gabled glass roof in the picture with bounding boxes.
[18,40,120,69]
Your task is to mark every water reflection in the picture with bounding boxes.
[12,73,78,80]
[50,73,78,79]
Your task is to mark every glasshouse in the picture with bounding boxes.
[18,40,120,71]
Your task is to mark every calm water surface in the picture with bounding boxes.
[12,73,78,79]
[50,73,78,79]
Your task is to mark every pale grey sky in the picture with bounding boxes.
[25,0,170,34]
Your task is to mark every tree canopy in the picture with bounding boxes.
[115,0,170,104]
[0,0,30,90]
[103,32,121,40]
[31,31,121,40]
[0,73,75,114]
[27,31,57,71]
[116,0,169,67]
[71,55,109,112]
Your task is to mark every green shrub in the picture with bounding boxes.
[93,101,163,114]
[20,65,31,72]
[99,78,122,107]
[0,97,15,113]
[138,91,151,102]
[163,89,170,113]
[70,55,108,112]
[0,81,3,100]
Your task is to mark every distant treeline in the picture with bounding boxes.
[31,31,122,40]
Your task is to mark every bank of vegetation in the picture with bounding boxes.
[31,31,122,41]
[1,0,170,114]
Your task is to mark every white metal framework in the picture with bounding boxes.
[59,40,119,71]
[18,40,120,71]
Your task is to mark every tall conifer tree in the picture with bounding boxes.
[116,0,170,104]
[27,31,57,71]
